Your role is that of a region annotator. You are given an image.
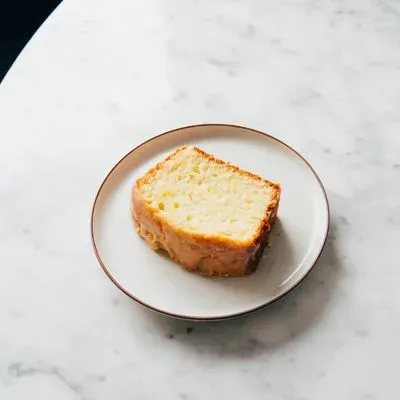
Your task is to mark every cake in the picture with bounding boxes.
[132,146,281,277]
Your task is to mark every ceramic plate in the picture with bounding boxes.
[91,124,329,320]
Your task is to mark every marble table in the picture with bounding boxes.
[1,0,399,399]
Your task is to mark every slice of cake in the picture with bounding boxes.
[132,146,281,277]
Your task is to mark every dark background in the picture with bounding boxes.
[0,0,62,83]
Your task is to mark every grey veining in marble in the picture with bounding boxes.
[0,0,400,399]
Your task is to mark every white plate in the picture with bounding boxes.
[91,124,329,320]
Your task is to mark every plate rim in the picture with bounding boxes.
[90,123,330,321]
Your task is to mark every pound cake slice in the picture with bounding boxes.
[132,146,281,277]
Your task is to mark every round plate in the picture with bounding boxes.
[91,124,329,320]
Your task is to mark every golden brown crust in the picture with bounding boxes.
[132,146,281,276]
[192,146,280,188]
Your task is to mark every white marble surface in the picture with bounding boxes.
[0,0,400,398]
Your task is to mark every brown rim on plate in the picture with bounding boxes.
[90,123,330,321]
